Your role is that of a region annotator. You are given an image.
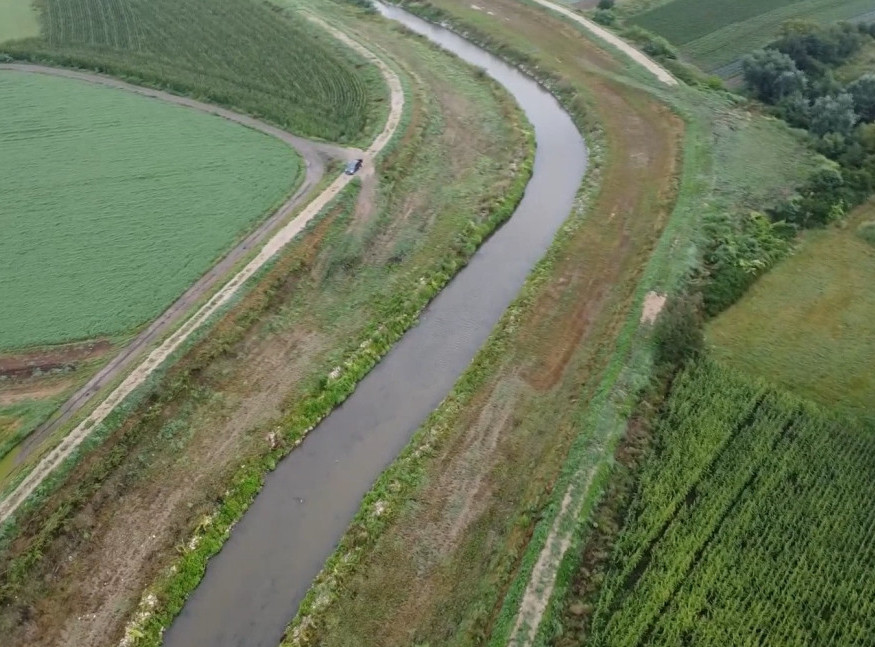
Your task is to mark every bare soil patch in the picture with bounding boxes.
[0,340,111,381]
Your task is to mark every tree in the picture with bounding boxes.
[809,92,858,136]
[848,74,875,122]
[742,49,807,104]
[597,0,615,8]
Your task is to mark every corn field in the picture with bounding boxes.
[588,359,875,646]
[5,0,386,143]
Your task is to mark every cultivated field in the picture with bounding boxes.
[629,0,875,73]
[585,359,875,646]
[0,70,300,351]
[1,0,387,143]
[0,0,38,42]
[708,200,875,413]
[0,3,532,643]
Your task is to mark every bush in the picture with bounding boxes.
[703,211,791,315]
[742,49,807,104]
[593,8,616,26]
[652,293,704,373]
[597,0,615,9]
[809,93,858,137]
[622,26,678,60]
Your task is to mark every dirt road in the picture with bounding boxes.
[0,30,403,525]
[526,0,677,86]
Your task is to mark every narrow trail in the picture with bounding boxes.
[0,63,356,464]
[0,27,403,526]
[526,0,677,86]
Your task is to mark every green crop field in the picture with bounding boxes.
[0,0,387,144]
[588,359,875,646]
[707,200,875,413]
[0,70,300,351]
[0,0,39,43]
[630,0,875,74]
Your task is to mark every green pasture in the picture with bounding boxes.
[708,201,875,413]
[0,0,39,43]
[0,70,300,350]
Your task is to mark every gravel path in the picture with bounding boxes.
[527,0,678,86]
[0,30,403,525]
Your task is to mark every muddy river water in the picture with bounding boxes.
[162,5,587,646]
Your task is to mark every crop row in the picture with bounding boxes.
[8,0,385,143]
[587,359,875,646]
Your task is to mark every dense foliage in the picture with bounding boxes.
[743,21,875,228]
[589,359,875,646]
[0,71,298,349]
[1,0,386,143]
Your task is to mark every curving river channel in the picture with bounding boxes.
[162,5,587,647]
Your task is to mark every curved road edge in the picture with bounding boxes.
[0,26,404,525]
[527,0,678,86]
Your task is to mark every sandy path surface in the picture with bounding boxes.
[525,0,677,86]
[0,27,403,525]
[0,63,356,465]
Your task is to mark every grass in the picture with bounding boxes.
[0,6,535,644]
[837,36,875,82]
[0,0,39,42]
[707,199,875,414]
[1,0,387,144]
[630,0,798,46]
[584,358,875,646]
[0,70,300,350]
[629,0,875,74]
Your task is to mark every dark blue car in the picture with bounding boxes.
[345,158,363,175]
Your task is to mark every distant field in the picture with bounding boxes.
[0,71,300,350]
[0,0,39,42]
[630,0,875,74]
[589,359,875,646]
[1,0,387,143]
[708,200,875,413]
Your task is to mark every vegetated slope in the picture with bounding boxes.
[630,0,874,73]
[588,359,875,646]
[0,70,299,350]
[707,199,875,413]
[0,0,39,42]
[0,0,386,143]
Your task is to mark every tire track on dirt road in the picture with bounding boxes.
[0,63,354,465]
[0,26,403,525]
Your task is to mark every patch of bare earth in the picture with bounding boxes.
[0,340,112,381]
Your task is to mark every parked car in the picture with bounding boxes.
[345,158,363,175]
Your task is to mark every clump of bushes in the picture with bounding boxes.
[742,21,875,229]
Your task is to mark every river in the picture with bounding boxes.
[162,4,587,646]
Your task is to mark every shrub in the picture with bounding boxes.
[652,293,704,374]
[742,49,807,104]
